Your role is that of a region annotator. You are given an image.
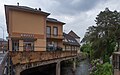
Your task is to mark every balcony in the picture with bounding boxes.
[47,34,63,39]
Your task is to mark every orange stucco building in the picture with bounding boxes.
[46,18,65,51]
[5,5,65,51]
[5,5,50,51]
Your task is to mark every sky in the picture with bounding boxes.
[0,0,120,40]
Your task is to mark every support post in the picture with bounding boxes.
[56,61,61,75]
[72,58,76,74]
[14,65,22,75]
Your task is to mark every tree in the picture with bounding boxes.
[82,8,120,62]
[81,43,94,61]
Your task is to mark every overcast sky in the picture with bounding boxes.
[0,0,120,40]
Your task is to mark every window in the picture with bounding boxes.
[47,26,51,36]
[53,27,58,36]
[12,40,19,51]
[23,41,34,51]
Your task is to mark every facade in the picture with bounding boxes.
[5,5,80,52]
[63,32,80,51]
[5,5,50,51]
[46,18,65,51]
[5,5,66,52]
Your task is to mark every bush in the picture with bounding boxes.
[90,61,113,75]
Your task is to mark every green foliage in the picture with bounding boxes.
[90,62,113,75]
[80,43,94,60]
[82,8,120,61]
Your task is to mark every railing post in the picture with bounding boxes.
[72,58,76,75]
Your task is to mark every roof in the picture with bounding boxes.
[4,5,50,33]
[4,5,50,16]
[63,33,80,46]
[0,38,6,42]
[68,30,80,38]
[47,18,65,25]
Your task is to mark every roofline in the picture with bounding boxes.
[63,33,80,46]
[68,30,80,38]
[4,5,50,33]
[47,20,65,25]
[4,5,50,16]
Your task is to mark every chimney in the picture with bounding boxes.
[17,2,19,6]
[39,8,41,11]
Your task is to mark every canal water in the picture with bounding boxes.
[75,59,89,75]
[24,59,89,75]
[62,59,89,75]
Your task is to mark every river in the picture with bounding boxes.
[61,59,90,75]
[24,59,89,75]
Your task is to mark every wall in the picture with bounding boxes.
[46,22,63,49]
[8,10,47,51]
[46,22,63,37]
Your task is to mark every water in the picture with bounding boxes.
[62,59,90,75]
[23,59,89,75]
[75,59,89,75]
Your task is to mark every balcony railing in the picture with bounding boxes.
[46,34,63,39]
[9,51,77,65]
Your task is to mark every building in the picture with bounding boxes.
[4,4,79,75]
[63,32,80,51]
[5,5,50,51]
[68,30,80,44]
[5,4,66,52]
[0,38,8,51]
[46,18,65,51]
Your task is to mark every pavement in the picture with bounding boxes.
[0,51,7,64]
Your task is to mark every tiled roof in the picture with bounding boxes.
[68,30,80,38]
[63,33,80,46]
[47,18,65,24]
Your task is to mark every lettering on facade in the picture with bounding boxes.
[20,34,34,37]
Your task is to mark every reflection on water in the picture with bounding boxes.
[62,59,89,75]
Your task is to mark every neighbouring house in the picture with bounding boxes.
[0,38,8,51]
[68,30,80,44]
[112,39,120,74]
[63,32,80,51]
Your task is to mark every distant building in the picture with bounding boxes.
[68,30,80,44]
[0,38,8,51]
[63,32,80,51]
